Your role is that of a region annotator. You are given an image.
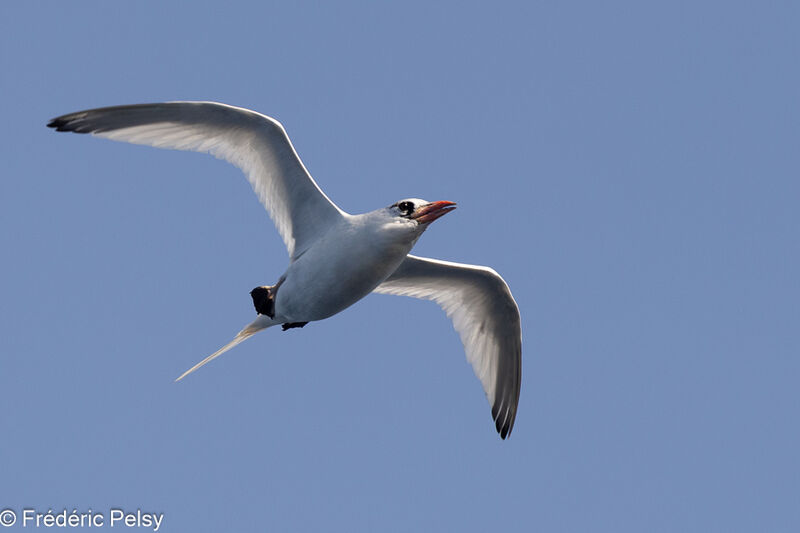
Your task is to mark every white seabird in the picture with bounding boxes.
[48,102,522,438]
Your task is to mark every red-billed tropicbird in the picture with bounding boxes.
[48,102,522,438]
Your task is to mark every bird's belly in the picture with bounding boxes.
[274,237,409,322]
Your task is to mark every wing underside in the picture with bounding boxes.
[374,254,522,439]
[48,101,345,259]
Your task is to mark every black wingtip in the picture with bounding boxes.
[497,418,510,440]
[47,113,94,133]
[499,423,510,440]
[492,404,514,440]
[47,116,76,132]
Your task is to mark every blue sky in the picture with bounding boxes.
[1,1,799,531]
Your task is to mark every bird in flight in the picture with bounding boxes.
[48,102,522,438]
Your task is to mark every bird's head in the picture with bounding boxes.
[388,198,457,226]
[372,198,457,248]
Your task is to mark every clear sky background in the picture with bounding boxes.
[1,2,798,532]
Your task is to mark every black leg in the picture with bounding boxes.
[281,322,309,331]
[250,286,275,318]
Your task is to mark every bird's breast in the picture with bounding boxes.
[273,219,415,322]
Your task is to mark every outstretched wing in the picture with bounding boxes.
[374,254,522,439]
[48,102,345,260]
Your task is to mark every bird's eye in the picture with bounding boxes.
[397,201,414,215]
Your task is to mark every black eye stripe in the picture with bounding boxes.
[398,201,414,214]
[389,200,416,216]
